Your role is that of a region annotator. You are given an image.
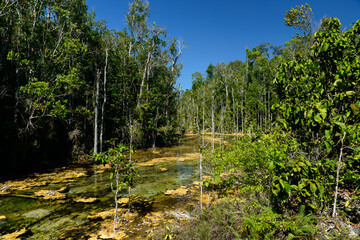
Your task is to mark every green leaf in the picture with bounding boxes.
[335,121,346,131]
[269,161,275,170]
[346,91,355,96]
[334,79,342,86]
[320,108,327,120]
[310,182,317,193]
[110,172,113,180]
[308,203,316,209]
[325,129,331,139]
[325,141,331,151]
[314,114,322,123]
[323,43,329,51]
[280,179,290,195]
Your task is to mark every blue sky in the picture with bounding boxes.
[86,0,360,90]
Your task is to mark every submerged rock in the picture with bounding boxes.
[23,208,51,219]
[31,216,72,233]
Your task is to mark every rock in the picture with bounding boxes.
[160,168,167,172]
[23,208,51,219]
[0,215,6,220]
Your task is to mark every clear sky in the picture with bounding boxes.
[85,0,360,90]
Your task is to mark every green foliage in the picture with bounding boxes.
[171,190,318,240]
[95,144,136,190]
[284,3,313,35]
[275,17,360,214]
[0,0,183,171]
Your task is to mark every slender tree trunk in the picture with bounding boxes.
[137,51,151,107]
[202,87,205,146]
[100,48,108,153]
[232,88,236,134]
[94,69,100,154]
[128,119,133,212]
[332,132,346,217]
[153,108,158,148]
[114,167,119,231]
[195,100,200,141]
[200,148,203,211]
[236,101,239,141]
[202,102,205,146]
[241,88,244,134]
[220,104,222,150]
[211,96,215,153]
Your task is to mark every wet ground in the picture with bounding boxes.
[0,134,226,239]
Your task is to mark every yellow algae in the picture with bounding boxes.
[165,186,188,196]
[151,149,161,154]
[87,208,126,220]
[92,223,127,239]
[94,164,110,174]
[117,197,129,205]
[34,189,66,200]
[74,197,97,203]
[57,186,67,192]
[192,180,201,185]
[1,228,26,239]
[122,211,138,223]
[0,167,88,194]
[0,215,6,220]
[160,168,167,172]
[202,193,214,205]
[137,152,200,167]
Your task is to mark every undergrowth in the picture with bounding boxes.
[157,133,360,239]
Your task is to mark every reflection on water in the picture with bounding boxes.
[0,134,230,239]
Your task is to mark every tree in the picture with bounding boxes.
[275,17,360,215]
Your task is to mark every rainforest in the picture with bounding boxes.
[0,0,359,239]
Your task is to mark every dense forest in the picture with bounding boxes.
[0,0,359,239]
[0,0,183,173]
[174,4,360,239]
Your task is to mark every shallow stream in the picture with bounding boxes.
[0,134,224,239]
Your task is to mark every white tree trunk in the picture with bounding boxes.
[332,132,346,217]
[100,48,108,153]
[137,51,151,107]
[211,97,215,153]
[93,69,100,154]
